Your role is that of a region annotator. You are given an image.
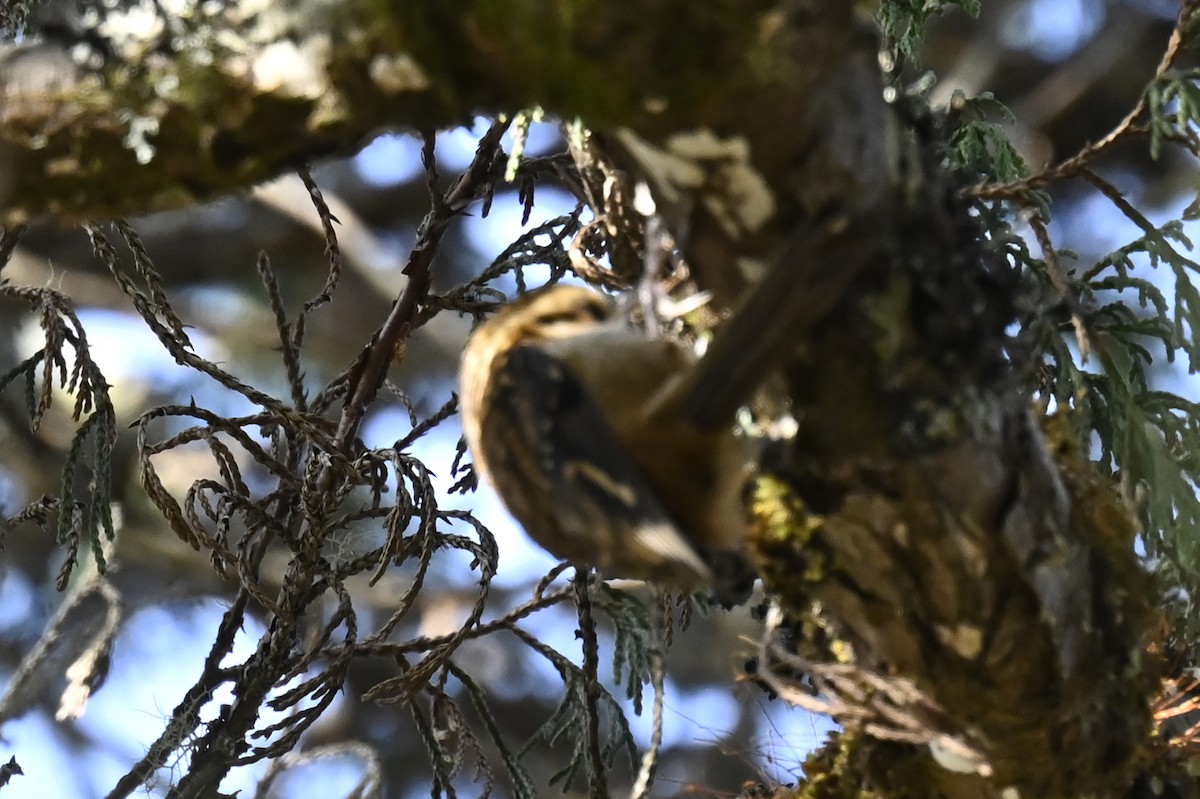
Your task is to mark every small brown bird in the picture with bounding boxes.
[459,284,750,595]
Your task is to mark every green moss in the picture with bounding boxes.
[795,732,880,799]
[750,474,830,589]
[862,275,912,365]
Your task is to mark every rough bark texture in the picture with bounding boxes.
[1,1,1164,797]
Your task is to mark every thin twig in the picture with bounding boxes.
[333,120,510,454]
[106,591,251,799]
[976,3,1196,200]
[575,569,609,799]
[1027,213,1091,362]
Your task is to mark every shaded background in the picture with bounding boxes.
[0,1,1195,795]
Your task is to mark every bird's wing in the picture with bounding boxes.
[484,343,712,586]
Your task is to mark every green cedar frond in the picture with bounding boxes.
[878,0,982,59]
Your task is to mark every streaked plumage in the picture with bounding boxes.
[460,284,750,594]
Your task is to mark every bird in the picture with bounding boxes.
[459,284,752,597]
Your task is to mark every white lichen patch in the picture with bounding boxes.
[615,128,705,205]
[251,38,328,100]
[97,2,165,45]
[935,623,983,659]
[69,42,102,69]
[667,128,750,161]
[119,110,159,164]
[667,130,776,238]
[0,44,84,98]
[368,53,431,94]
[616,128,776,240]
[237,0,340,44]
[154,72,180,99]
[90,0,196,60]
[231,0,292,40]
[155,0,198,15]
[51,0,235,64]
